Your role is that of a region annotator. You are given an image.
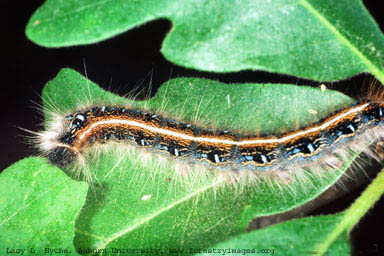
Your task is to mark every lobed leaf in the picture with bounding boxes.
[26,0,384,82]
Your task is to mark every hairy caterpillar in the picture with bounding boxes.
[27,71,384,253]
[35,81,384,186]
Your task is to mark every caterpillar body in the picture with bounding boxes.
[40,99,383,181]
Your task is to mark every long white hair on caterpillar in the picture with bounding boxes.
[31,76,384,195]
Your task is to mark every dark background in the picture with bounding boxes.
[5,1,384,255]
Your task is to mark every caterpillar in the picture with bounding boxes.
[30,74,384,252]
[36,82,384,186]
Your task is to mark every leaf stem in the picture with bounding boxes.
[315,168,384,255]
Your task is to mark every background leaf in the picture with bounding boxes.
[40,69,359,253]
[26,0,384,82]
[0,157,88,255]
[195,214,350,256]
[199,168,384,256]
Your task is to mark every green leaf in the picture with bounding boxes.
[40,68,360,253]
[195,214,351,256]
[26,0,384,82]
[0,157,88,254]
[199,168,384,256]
